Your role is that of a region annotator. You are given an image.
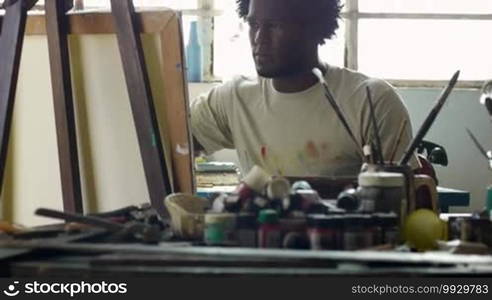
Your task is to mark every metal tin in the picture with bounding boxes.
[307,215,343,250]
[373,213,399,245]
[342,214,375,250]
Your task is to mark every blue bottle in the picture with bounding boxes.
[186,21,203,82]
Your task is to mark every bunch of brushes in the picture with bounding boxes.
[312,68,460,167]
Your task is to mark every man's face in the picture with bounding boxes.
[247,0,319,78]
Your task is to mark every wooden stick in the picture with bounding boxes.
[400,70,460,165]
[465,128,489,160]
[111,0,172,217]
[35,208,123,232]
[389,119,408,163]
[45,0,84,214]
[365,86,384,164]
[0,0,35,197]
[312,68,364,158]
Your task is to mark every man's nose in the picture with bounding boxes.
[254,25,270,45]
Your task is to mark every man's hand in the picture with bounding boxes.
[192,135,205,154]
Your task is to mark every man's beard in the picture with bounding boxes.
[256,61,306,78]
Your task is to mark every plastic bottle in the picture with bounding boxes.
[258,209,281,248]
[186,21,202,82]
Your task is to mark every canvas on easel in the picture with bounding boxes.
[0,8,194,225]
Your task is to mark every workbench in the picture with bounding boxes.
[1,237,492,277]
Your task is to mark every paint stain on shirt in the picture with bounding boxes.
[305,140,320,158]
[261,145,267,159]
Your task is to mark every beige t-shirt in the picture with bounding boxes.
[191,65,418,177]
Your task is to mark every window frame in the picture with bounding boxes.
[8,0,490,88]
[342,0,491,89]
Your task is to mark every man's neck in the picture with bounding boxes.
[272,63,327,93]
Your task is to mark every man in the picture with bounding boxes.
[191,0,418,177]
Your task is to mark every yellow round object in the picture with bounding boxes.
[404,209,443,251]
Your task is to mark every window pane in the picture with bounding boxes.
[214,0,346,80]
[214,2,256,80]
[358,19,492,80]
[319,20,345,69]
[359,0,492,14]
[83,0,197,9]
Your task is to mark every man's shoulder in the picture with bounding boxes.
[225,74,262,90]
[328,65,395,95]
[211,75,263,100]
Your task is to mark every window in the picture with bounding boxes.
[354,0,492,84]
[5,0,489,87]
[212,0,491,86]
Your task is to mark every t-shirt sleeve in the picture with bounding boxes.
[190,84,234,154]
[363,82,421,169]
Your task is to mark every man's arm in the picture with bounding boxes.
[189,81,235,156]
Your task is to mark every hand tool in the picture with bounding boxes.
[365,86,384,164]
[312,68,364,158]
[35,208,161,244]
[466,128,492,170]
[399,71,460,165]
[389,120,408,163]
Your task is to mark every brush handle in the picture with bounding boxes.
[366,86,384,164]
[35,208,123,231]
[400,71,459,165]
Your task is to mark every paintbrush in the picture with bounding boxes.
[366,86,384,164]
[312,68,364,158]
[465,128,489,160]
[389,119,408,163]
[399,70,460,165]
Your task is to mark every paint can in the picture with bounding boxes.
[307,215,343,250]
[280,217,309,249]
[258,209,282,248]
[204,213,236,246]
[358,172,405,215]
[342,214,375,250]
[373,213,399,245]
[236,213,257,247]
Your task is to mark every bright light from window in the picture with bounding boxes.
[319,20,345,69]
[82,0,196,9]
[358,19,492,80]
[359,0,492,14]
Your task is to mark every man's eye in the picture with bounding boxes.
[248,21,259,28]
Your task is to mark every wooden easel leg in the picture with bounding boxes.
[45,0,83,214]
[0,0,37,198]
[110,0,172,217]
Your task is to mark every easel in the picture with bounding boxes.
[0,0,179,217]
